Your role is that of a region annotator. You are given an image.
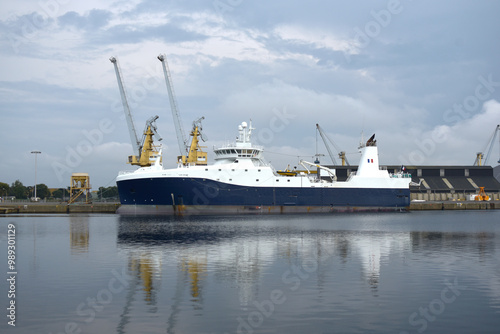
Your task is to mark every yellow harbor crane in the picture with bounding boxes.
[157,54,208,166]
[110,56,162,167]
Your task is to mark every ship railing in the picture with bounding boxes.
[390,173,412,178]
[118,170,136,175]
[214,143,264,151]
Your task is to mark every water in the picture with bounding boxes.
[1,211,500,334]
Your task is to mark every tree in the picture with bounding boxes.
[98,186,119,199]
[34,184,49,199]
[0,182,9,198]
[52,188,70,200]
[10,180,28,199]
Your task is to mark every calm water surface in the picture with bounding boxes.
[1,211,500,334]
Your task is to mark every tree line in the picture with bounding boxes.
[0,180,118,201]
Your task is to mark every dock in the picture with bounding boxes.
[1,201,499,214]
[0,203,120,214]
[409,200,499,211]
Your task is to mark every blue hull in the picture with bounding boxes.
[117,177,410,214]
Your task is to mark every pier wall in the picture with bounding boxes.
[410,201,499,210]
[1,201,499,214]
[0,203,120,214]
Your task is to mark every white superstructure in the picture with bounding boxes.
[118,121,411,190]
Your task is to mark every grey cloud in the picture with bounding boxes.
[55,8,208,46]
[58,9,111,30]
[98,23,208,44]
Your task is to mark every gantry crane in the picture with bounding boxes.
[157,53,208,166]
[316,124,350,166]
[474,124,500,166]
[110,56,162,167]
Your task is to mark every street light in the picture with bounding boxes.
[31,151,41,201]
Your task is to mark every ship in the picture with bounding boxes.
[116,121,412,214]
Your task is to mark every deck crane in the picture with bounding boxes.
[316,124,350,166]
[185,116,208,164]
[109,56,162,167]
[157,54,207,166]
[473,124,500,166]
[136,115,163,165]
[157,53,208,166]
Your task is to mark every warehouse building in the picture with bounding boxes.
[332,165,500,201]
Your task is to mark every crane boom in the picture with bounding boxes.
[300,160,336,181]
[192,117,207,142]
[485,124,500,165]
[474,124,500,166]
[157,54,188,156]
[142,115,162,144]
[109,56,141,157]
[316,124,350,166]
[316,124,337,165]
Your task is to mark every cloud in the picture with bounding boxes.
[397,99,500,166]
[273,24,355,54]
[1,0,500,190]
[58,9,111,30]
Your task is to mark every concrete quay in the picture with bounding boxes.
[1,201,499,214]
[409,200,499,210]
[0,202,120,214]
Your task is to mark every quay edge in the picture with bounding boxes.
[1,201,499,215]
[0,203,120,214]
[409,201,499,211]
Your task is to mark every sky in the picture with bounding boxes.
[1,0,500,189]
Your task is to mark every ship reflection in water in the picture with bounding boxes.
[5,212,500,334]
[111,212,500,334]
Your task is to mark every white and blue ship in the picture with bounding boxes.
[116,121,412,214]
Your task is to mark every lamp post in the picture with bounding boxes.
[31,151,41,201]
